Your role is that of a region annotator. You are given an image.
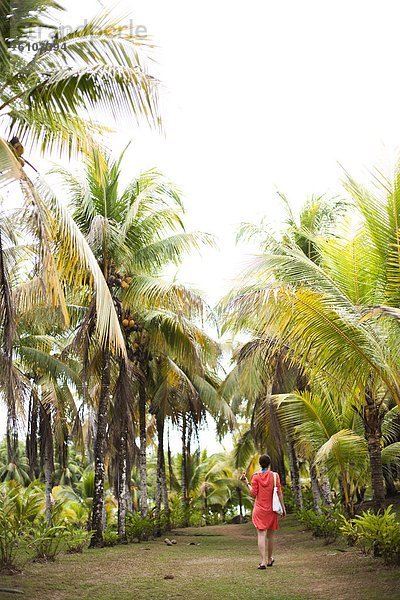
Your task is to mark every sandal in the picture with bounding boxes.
[267,558,275,567]
[257,564,266,570]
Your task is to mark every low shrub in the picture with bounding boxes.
[102,528,118,547]
[64,525,93,553]
[0,481,42,572]
[189,511,205,528]
[125,512,154,542]
[28,519,66,562]
[340,506,400,565]
[297,506,342,544]
[169,502,188,528]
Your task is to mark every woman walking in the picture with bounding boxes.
[241,454,286,569]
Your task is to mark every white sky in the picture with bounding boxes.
[55,0,400,304]
[3,0,400,451]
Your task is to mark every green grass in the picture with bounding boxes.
[0,516,399,600]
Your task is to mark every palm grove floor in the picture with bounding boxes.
[1,516,399,600]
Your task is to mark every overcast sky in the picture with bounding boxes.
[3,0,400,451]
[46,0,400,304]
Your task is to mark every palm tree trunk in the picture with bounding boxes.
[363,392,385,512]
[90,352,111,547]
[39,403,54,524]
[186,420,192,501]
[87,404,96,465]
[154,415,163,533]
[156,415,170,523]
[160,440,170,528]
[287,435,303,510]
[366,432,385,511]
[320,467,333,508]
[167,428,173,492]
[126,447,133,513]
[6,403,18,465]
[117,422,128,540]
[181,415,189,526]
[138,383,148,517]
[310,463,322,514]
[26,391,39,480]
[0,229,17,468]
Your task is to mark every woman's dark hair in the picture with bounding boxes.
[259,454,271,469]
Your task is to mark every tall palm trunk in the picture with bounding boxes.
[363,393,385,512]
[320,467,333,508]
[117,422,128,539]
[39,402,54,524]
[160,441,170,523]
[310,463,322,514]
[90,352,111,547]
[138,383,148,517]
[366,431,385,510]
[126,445,133,513]
[167,429,173,492]
[86,404,96,465]
[26,391,39,480]
[0,228,17,467]
[57,433,68,485]
[287,435,303,510]
[186,421,192,501]
[154,415,163,532]
[155,414,170,532]
[181,415,189,526]
[6,405,18,465]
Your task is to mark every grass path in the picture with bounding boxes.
[1,516,399,600]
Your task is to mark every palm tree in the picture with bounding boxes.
[54,146,215,542]
[221,194,349,508]
[0,1,160,156]
[222,178,400,511]
[0,0,160,468]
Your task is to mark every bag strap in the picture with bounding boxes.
[272,471,277,488]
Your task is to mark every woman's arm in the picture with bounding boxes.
[240,470,252,490]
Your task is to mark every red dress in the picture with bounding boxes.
[251,470,282,531]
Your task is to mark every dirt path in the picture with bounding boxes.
[0,516,399,600]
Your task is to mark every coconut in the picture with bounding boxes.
[122,319,129,327]
[129,319,135,328]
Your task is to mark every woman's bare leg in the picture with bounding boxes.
[267,530,275,563]
[257,529,267,565]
